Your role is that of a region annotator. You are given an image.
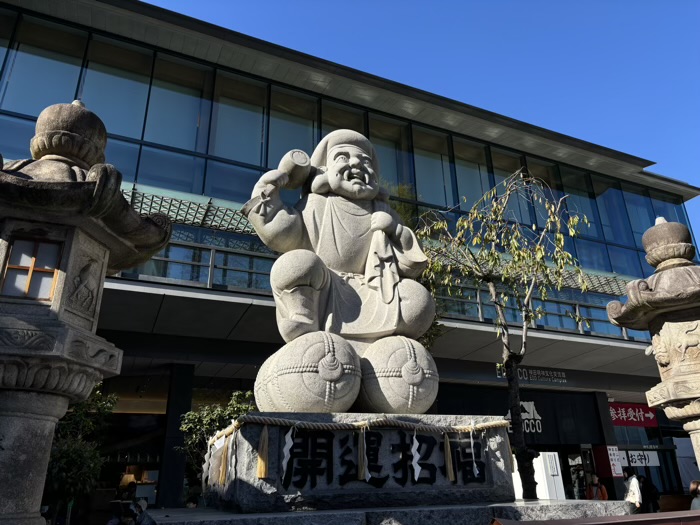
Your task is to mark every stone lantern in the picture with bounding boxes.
[0,101,171,525]
[608,217,700,465]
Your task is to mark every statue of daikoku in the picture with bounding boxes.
[243,130,439,414]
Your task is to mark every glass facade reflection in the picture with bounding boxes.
[0,17,86,116]
[210,72,266,166]
[268,86,317,168]
[413,126,452,207]
[0,6,693,287]
[80,37,152,139]
[144,55,212,152]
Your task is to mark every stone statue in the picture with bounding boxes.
[0,101,171,525]
[243,130,438,413]
[608,218,700,468]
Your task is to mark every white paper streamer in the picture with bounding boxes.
[214,435,225,450]
[281,427,295,480]
[411,429,421,482]
[362,429,371,482]
[470,419,480,477]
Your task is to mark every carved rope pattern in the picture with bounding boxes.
[210,415,511,444]
[276,363,361,376]
[366,368,438,379]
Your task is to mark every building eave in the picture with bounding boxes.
[5,0,699,200]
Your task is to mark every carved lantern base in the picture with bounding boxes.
[608,219,700,470]
[0,220,123,525]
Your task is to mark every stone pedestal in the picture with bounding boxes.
[608,218,700,467]
[203,413,514,513]
[0,101,171,523]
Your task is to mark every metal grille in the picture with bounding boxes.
[122,185,254,235]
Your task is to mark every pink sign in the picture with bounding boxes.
[608,402,657,427]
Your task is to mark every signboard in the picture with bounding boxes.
[439,384,604,446]
[620,450,660,468]
[497,365,567,385]
[609,402,658,427]
[607,446,624,477]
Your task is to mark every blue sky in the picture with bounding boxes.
[145,0,700,232]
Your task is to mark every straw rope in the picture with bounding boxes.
[208,414,510,445]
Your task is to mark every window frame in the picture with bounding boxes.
[1,238,63,301]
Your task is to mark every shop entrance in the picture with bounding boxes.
[564,447,596,499]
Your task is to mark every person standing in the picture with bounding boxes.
[585,474,609,501]
[623,467,642,513]
[690,480,700,511]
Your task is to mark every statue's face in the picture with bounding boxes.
[325,144,379,200]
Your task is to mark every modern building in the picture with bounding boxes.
[0,0,698,508]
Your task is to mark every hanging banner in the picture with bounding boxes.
[608,402,658,428]
[607,446,624,477]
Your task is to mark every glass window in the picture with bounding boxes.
[413,126,453,207]
[0,114,34,161]
[491,148,532,224]
[627,328,651,342]
[79,37,152,139]
[591,175,634,247]
[608,245,644,278]
[1,239,61,300]
[204,160,261,205]
[213,268,249,289]
[209,71,266,166]
[143,54,212,152]
[137,146,205,195]
[140,260,209,284]
[368,114,413,198]
[0,9,17,71]
[581,305,623,337]
[132,243,209,284]
[161,244,210,265]
[453,138,489,211]
[482,294,520,324]
[621,183,655,250]
[215,252,250,270]
[527,158,562,229]
[267,87,318,168]
[649,190,689,226]
[322,100,365,136]
[533,299,578,331]
[104,139,140,183]
[559,167,603,240]
[0,18,87,116]
[574,238,611,272]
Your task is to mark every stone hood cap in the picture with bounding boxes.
[310,129,379,173]
[607,218,700,330]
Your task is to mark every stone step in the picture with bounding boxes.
[149,500,631,525]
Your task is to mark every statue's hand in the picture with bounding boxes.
[371,210,394,234]
[258,169,289,189]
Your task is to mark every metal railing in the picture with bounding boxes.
[117,238,649,343]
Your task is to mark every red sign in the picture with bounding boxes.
[608,402,657,427]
